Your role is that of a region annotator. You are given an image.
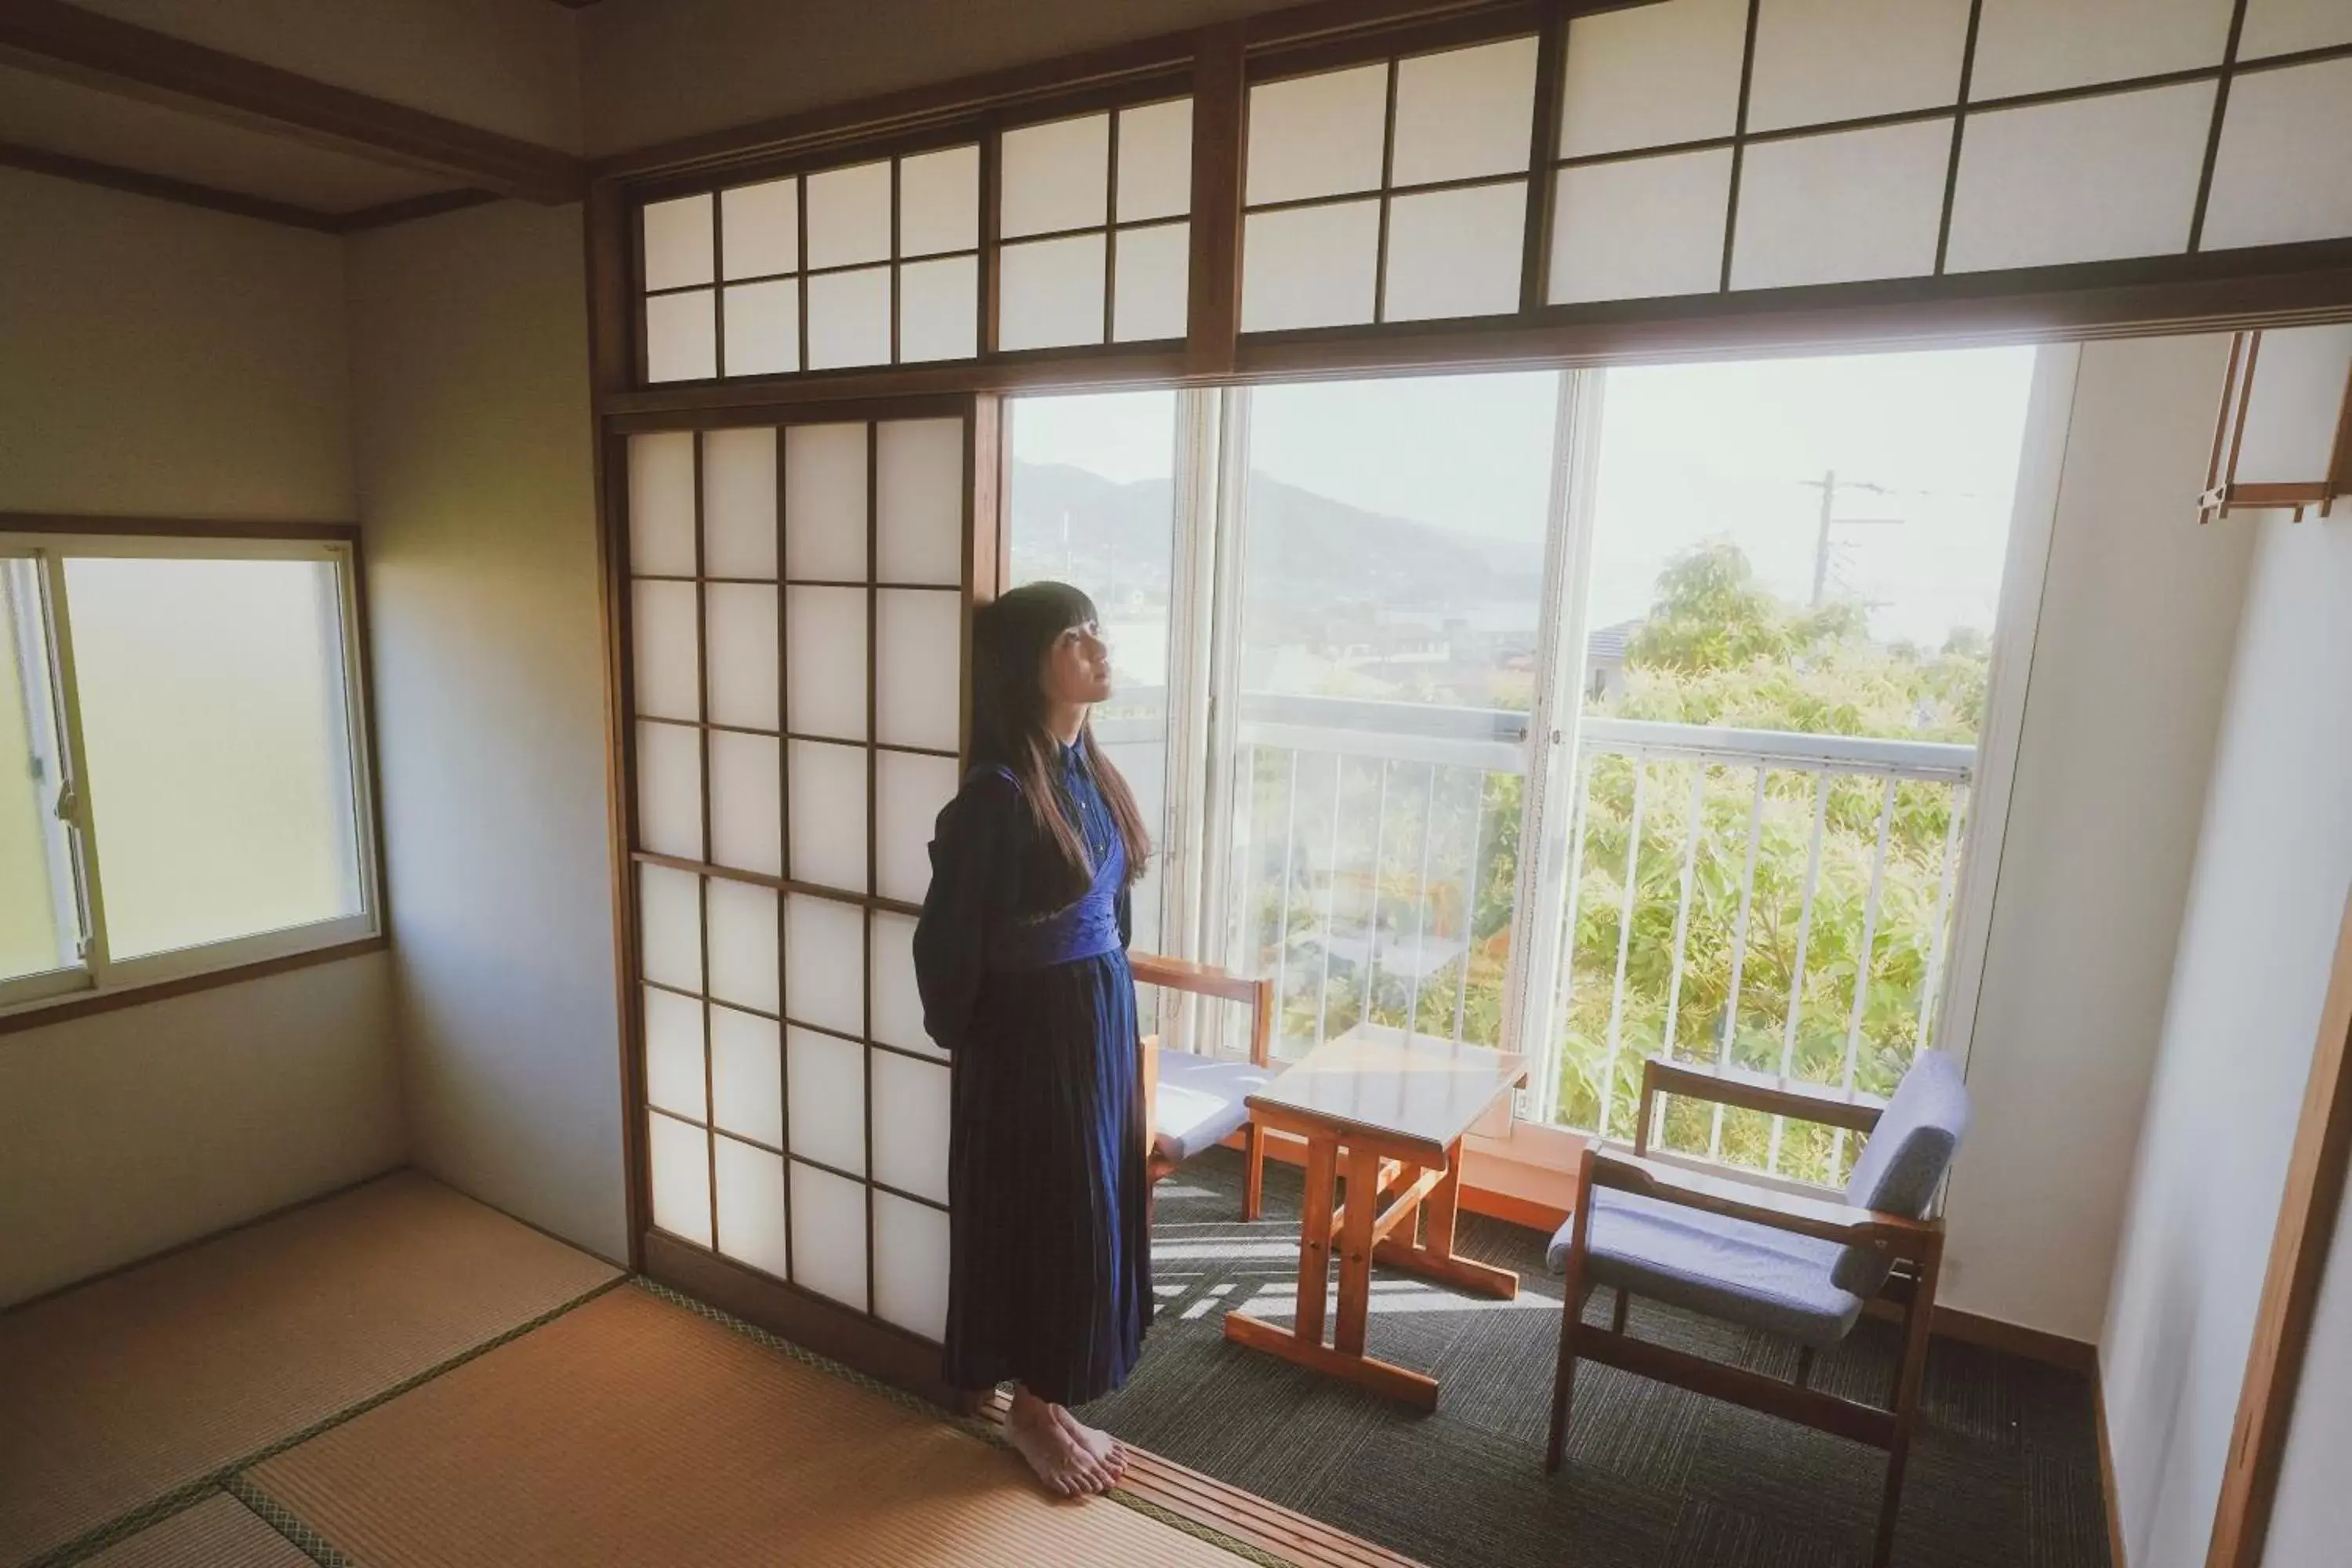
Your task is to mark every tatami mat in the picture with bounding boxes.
[0,1171,621,1565]
[78,1494,312,1568]
[249,1283,1252,1567]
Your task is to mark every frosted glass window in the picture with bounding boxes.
[805,159,893,269]
[700,426,778,579]
[1241,200,1380,332]
[648,1112,712,1245]
[1118,99,1193,222]
[2202,57,2352,252]
[999,234,1107,352]
[1113,223,1190,343]
[1746,0,1970,134]
[784,423,869,581]
[870,1051,950,1203]
[805,267,891,371]
[787,1027,867,1172]
[877,419,966,585]
[787,894,866,1036]
[1560,0,1748,158]
[786,587,868,739]
[713,1137,789,1277]
[1969,0,2234,101]
[723,280,800,377]
[873,1191,950,1341]
[628,431,696,575]
[631,580,699,721]
[875,590,962,751]
[645,289,717,383]
[1729,118,1951,291]
[899,256,978,363]
[710,1004,785,1146]
[2237,325,2352,483]
[1002,114,1109,238]
[1392,38,1538,187]
[1247,64,1388,205]
[1548,151,1732,303]
[644,985,706,1120]
[877,751,957,904]
[789,740,869,894]
[704,583,780,731]
[1383,183,1526,322]
[706,876,780,1014]
[708,731,782,877]
[635,720,702,862]
[2240,0,2352,59]
[1945,83,2215,273]
[898,145,980,256]
[642,193,713,291]
[788,1161,869,1311]
[637,862,702,992]
[720,177,797,279]
[869,910,941,1058]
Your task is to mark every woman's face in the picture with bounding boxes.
[1040,619,1112,707]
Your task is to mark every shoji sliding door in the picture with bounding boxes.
[616,395,997,1388]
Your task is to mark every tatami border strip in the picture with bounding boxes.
[223,1477,352,1568]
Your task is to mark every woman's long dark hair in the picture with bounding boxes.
[970,581,1152,898]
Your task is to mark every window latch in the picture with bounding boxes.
[53,782,76,824]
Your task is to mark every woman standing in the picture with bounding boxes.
[913,582,1155,1497]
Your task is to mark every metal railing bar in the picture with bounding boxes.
[1452,773,1485,1045]
[1708,765,1770,1163]
[1404,760,1438,1037]
[1578,717,1973,779]
[1596,752,1649,1142]
[1359,758,1390,1028]
[1271,747,1300,1055]
[1832,775,1900,1173]
[1313,750,1343,1047]
[1918,781,1969,1052]
[1768,771,1832,1177]
[1659,761,1708,1080]
[1544,749,1597,1123]
[1236,718,1524,775]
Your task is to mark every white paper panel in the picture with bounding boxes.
[706,876,781,1014]
[875,590,963,751]
[1548,151,1732,303]
[1001,113,1109,238]
[998,234,1107,352]
[638,862,702,992]
[898,144,980,256]
[2202,56,2352,252]
[872,1191,949,1341]
[899,256,978,363]
[705,583,780,731]
[877,751,958,904]
[1246,63,1388,205]
[787,895,867,1036]
[789,741,869,894]
[1240,200,1380,332]
[720,177,797,280]
[631,579,700,721]
[709,730,783,877]
[644,985,706,1120]
[713,1136,789,1277]
[1729,118,1951,291]
[788,1160,869,1311]
[877,419,966,585]
[784,423,869,581]
[785,586,868,739]
[1971,0,2234,100]
[1747,0,1971,134]
[1945,83,2214,273]
[645,289,717,383]
[1392,38,1538,187]
[786,1026,867,1171]
[722,280,800,377]
[869,910,942,1058]
[1382,182,1527,323]
[648,1112,712,1245]
[805,267,891,371]
[710,1004,785,1146]
[643,193,713,291]
[805,159,893,269]
[1560,0,1748,158]
[870,1051,950,1203]
[628,431,696,575]
[701,426,778,579]
[1113,223,1190,343]
[635,720,702,862]
[1118,99,1193,222]
[2237,325,2352,484]
[2241,0,2352,58]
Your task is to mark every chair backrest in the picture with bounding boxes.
[1833,1049,1971,1295]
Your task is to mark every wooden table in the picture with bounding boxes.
[1222,1025,1528,1410]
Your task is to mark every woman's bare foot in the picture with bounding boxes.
[1006,1388,1114,1497]
[1051,1403,1126,1480]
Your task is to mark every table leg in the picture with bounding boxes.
[1294,1132,1338,1345]
[1372,1135,1519,1300]
[1334,1143,1381,1356]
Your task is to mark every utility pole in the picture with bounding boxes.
[1801,470,1904,607]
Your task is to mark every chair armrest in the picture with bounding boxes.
[1582,1145,1940,1254]
[1635,1056,1882,1154]
[1130,953,1276,1069]
[1139,1035,1160,1160]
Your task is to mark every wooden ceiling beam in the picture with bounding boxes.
[0,137,343,231]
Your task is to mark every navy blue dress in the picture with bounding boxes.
[913,743,1152,1405]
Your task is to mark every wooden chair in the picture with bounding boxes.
[1132,953,1274,1221]
[1544,1051,1970,1568]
